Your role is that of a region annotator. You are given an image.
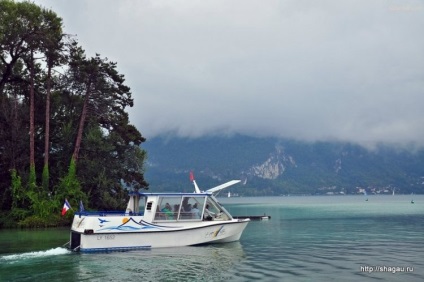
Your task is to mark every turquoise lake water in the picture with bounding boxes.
[1,195,423,281]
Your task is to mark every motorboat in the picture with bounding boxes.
[68,174,249,252]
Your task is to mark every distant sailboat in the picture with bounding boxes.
[228,191,231,198]
[392,188,395,196]
[364,190,368,201]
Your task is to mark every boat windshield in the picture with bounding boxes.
[204,197,231,221]
[151,195,232,221]
[154,195,206,221]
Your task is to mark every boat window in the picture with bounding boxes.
[153,196,207,221]
[126,194,144,215]
[204,198,230,221]
[154,197,181,220]
[179,196,206,220]
[138,197,146,214]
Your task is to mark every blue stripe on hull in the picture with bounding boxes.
[80,245,152,253]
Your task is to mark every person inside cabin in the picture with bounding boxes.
[191,203,201,219]
[161,203,174,219]
[204,204,215,220]
[174,204,180,218]
[181,203,192,219]
[182,197,191,211]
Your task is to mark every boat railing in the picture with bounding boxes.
[75,211,144,217]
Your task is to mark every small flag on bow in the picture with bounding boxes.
[79,200,85,212]
[62,199,71,216]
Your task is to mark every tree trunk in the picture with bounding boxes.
[43,64,52,190]
[29,50,35,168]
[72,79,92,162]
[44,65,52,165]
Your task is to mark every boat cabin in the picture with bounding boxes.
[126,192,232,222]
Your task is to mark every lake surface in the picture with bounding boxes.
[1,195,423,281]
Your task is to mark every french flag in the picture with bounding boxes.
[62,199,71,216]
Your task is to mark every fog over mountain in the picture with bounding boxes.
[143,135,424,195]
[34,0,424,149]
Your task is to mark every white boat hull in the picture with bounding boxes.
[71,216,249,252]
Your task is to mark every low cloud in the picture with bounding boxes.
[35,0,424,148]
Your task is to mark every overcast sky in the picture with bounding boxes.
[33,0,424,148]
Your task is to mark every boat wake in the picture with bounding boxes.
[0,247,70,263]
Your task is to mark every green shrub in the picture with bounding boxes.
[18,214,72,228]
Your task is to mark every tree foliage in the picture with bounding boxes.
[0,0,148,227]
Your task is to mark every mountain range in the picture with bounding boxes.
[142,135,424,196]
